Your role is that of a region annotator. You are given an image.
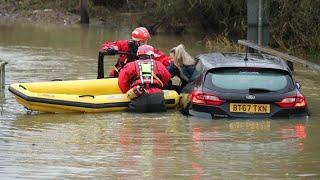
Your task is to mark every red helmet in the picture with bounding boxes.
[137,45,154,56]
[131,27,150,42]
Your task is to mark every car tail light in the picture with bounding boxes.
[276,92,307,108]
[190,91,225,106]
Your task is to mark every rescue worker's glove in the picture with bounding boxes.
[106,48,118,55]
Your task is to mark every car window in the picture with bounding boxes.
[204,68,294,92]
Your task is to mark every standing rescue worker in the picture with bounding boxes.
[118,45,171,112]
[99,27,171,78]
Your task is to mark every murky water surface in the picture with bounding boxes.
[0,21,319,179]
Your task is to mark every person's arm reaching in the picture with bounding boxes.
[153,48,172,67]
[156,61,172,86]
[99,40,129,54]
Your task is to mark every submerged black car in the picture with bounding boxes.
[179,53,309,118]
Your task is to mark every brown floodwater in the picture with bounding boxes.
[0,21,320,179]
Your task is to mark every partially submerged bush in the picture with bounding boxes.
[15,0,79,12]
[204,35,244,52]
[269,0,320,51]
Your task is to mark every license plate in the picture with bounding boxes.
[229,103,270,113]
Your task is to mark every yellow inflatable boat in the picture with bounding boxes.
[8,78,179,113]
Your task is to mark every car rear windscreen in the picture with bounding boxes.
[204,68,294,92]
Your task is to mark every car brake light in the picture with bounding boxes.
[276,92,307,108]
[190,91,225,106]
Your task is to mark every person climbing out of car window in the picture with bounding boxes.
[118,45,171,113]
[167,44,197,93]
[99,27,172,78]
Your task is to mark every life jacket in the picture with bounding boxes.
[131,60,164,89]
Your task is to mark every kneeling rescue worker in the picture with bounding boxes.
[118,45,171,113]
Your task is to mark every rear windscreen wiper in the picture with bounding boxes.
[248,88,275,93]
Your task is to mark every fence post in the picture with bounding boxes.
[0,89,4,114]
[0,61,8,89]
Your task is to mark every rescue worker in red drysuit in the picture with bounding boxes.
[118,45,171,112]
[99,27,172,78]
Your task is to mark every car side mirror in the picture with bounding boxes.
[296,82,301,89]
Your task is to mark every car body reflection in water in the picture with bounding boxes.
[189,118,308,179]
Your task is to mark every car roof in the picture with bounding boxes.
[195,52,291,72]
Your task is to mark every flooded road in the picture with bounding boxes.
[0,21,320,179]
